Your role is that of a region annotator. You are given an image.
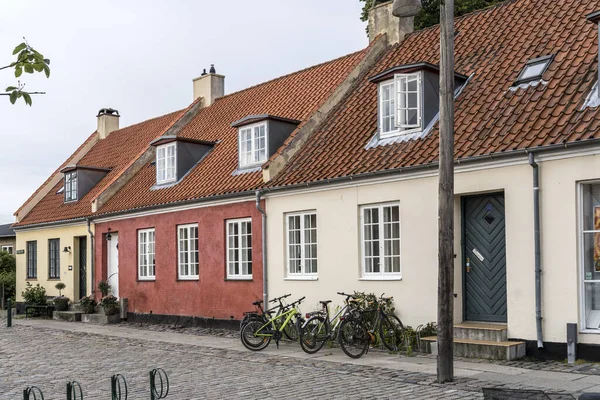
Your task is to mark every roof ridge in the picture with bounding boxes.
[211,48,368,103]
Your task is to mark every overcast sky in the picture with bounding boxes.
[0,1,367,224]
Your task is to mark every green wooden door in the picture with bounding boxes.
[463,194,507,323]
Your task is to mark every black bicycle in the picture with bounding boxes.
[298,292,370,359]
[361,294,405,352]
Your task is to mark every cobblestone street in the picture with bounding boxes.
[0,320,593,399]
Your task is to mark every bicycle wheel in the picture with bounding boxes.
[379,313,405,352]
[299,316,328,354]
[240,319,271,351]
[338,318,369,359]
[283,320,299,341]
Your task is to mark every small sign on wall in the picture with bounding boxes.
[16,250,24,255]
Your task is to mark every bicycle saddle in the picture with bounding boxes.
[319,300,332,305]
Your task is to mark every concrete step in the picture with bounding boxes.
[81,313,120,325]
[421,336,526,361]
[69,303,84,312]
[53,311,84,322]
[454,322,507,342]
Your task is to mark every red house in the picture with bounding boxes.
[91,47,380,325]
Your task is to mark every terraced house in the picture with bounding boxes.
[261,0,600,360]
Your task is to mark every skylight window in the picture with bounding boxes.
[379,72,422,138]
[515,55,553,85]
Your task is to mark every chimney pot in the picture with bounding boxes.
[97,108,120,139]
[368,0,414,45]
[209,64,216,74]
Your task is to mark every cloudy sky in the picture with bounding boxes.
[0,0,367,224]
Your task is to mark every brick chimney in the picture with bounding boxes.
[192,64,225,106]
[368,1,414,45]
[97,108,120,139]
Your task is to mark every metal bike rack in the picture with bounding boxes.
[66,381,83,400]
[22,386,44,400]
[150,368,169,400]
[111,374,128,400]
[415,324,424,352]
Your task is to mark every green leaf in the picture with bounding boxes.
[12,42,26,55]
[42,64,50,78]
[22,92,32,106]
[24,64,33,74]
[43,59,50,65]
[5,86,17,91]
[33,63,43,72]
[9,91,17,104]
[15,67,22,78]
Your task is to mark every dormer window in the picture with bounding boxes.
[379,73,422,138]
[64,171,78,202]
[156,143,177,184]
[514,55,553,85]
[239,122,267,168]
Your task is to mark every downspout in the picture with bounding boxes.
[255,190,268,306]
[528,153,544,349]
[86,218,95,297]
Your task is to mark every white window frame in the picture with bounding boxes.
[226,218,253,280]
[178,223,199,280]
[378,72,423,139]
[515,55,553,85]
[286,211,318,279]
[360,202,402,280]
[1,245,13,254]
[238,122,268,168]
[138,228,156,280]
[64,171,78,202]
[156,143,177,185]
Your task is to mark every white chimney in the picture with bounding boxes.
[192,64,225,106]
[97,108,120,139]
[368,1,414,45]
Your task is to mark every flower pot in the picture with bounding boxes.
[54,298,69,311]
[104,306,119,316]
[83,305,96,314]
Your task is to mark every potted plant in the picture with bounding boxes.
[53,282,69,311]
[79,295,97,314]
[100,295,119,316]
[98,280,111,297]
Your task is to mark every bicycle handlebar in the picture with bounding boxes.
[269,293,292,303]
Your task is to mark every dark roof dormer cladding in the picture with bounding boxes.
[369,63,469,143]
[231,115,300,171]
[59,165,111,203]
[150,135,215,187]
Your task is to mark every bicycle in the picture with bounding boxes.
[240,294,299,341]
[240,296,305,351]
[298,292,369,359]
[360,294,406,352]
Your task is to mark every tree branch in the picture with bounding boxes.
[0,91,46,95]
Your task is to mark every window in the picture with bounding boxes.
[1,245,13,254]
[360,203,401,277]
[178,224,199,279]
[64,171,77,202]
[227,218,252,279]
[238,122,267,168]
[27,241,37,279]
[579,183,600,330]
[515,55,553,85]
[156,143,177,184]
[138,229,156,280]
[48,239,60,279]
[379,73,422,138]
[287,212,318,277]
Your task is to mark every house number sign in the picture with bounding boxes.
[16,250,24,255]
[472,248,485,262]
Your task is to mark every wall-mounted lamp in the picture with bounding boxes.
[63,246,71,253]
[106,228,112,241]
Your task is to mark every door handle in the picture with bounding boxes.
[466,257,471,273]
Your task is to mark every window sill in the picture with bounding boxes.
[177,277,199,282]
[359,276,403,281]
[380,128,422,139]
[580,329,600,334]
[137,278,156,282]
[224,277,253,282]
[285,276,318,281]
[47,278,61,281]
[26,278,38,281]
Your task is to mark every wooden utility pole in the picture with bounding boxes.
[437,0,455,383]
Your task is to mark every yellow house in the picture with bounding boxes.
[13,107,188,304]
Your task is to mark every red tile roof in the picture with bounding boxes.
[268,0,600,187]
[15,109,185,227]
[97,49,368,214]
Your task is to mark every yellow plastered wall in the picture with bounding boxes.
[15,223,94,303]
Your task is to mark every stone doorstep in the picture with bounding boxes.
[454,322,508,342]
[53,311,84,322]
[81,313,120,325]
[421,336,526,361]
